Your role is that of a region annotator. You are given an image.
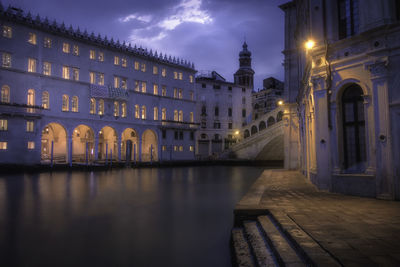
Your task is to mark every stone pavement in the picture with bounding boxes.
[233,169,400,266]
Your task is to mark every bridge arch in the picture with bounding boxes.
[259,121,266,131]
[251,125,258,135]
[244,129,250,139]
[276,111,283,122]
[267,116,275,127]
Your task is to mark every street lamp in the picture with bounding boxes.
[305,40,315,50]
[277,100,284,106]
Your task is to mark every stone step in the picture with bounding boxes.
[257,215,306,267]
[243,221,277,267]
[231,228,256,267]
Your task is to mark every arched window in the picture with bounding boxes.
[251,125,258,135]
[153,107,158,120]
[162,108,166,120]
[190,112,194,123]
[276,111,283,122]
[90,98,96,114]
[114,101,119,117]
[174,110,178,121]
[42,91,49,109]
[179,110,183,122]
[267,116,275,127]
[121,102,127,117]
[201,105,206,116]
[98,99,104,115]
[62,95,69,111]
[1,85,10,103]
[342,84,366,171]
[135,104,140,118]
[71,96,78,112]
[141,105,146,119]
[27,89,35,106]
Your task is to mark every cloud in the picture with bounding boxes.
[119,14,153,23]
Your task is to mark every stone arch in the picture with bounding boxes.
[121,128,138,161]
[267,116,275,127]
[41,122,68,163]
[244,129,250,139]
[98,126,118,161]
[251,125,258,135]
[259,121,266,131]
[72,125,94,162]
[276,111,283,122]
[142,129,158,162]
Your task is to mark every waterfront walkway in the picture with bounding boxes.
[232,170,400,266]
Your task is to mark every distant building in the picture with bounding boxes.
[195,43,254,158]
[0,5,197,164]
[252,77,283,120]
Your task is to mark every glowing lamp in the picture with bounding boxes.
[235,131,239,135]
[278,100,284,106]
[305,40,315,50]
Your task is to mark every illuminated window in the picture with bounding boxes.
[90,50,96,60]
[114,101,119,117]
[90,98,96,114]
[190,112,194,123]
[98,73,104,85]
[161,86,167,96]
[0,119,8,131]
[62,95,69,111]
[1,85,10,103]
[178,89,183,99]
[2,53,11,68]
[153,107,158,120]
[114,76,120,88]
[162,108,166,120]
[153,84,158,95]
[121,78,127,89]
[174,71,178,79]
[89,72,95,84]
[189,146,194,152]
[162,68,166,77]
[135,80,140,92]
[121,102,127,117]
[179,110,183,122]
[122,58,127,67]
[27,141,35,150]
[174,146,177,151]
[141,106,146,119]
[174,110,178,121]
[189,75,193,83]
[141,81,147,93]
[98,52,104,62]
[141,63,146,72]
[178,72,183,80]
[162,145,166,151]
[134,104,140,118]
[190,91,194,101]
[134,61,139,70]
[114,56,119,65]
[28,32,36,45]
[153,66,158,75]
[71,96,78,112]
[179,146,183,152]
[62,66,70,79]
[28,58,37,72]
[73,45,79,56]
[62,42,70,53]
[98,99,104,115]
[26,121,34,132]
[43,62,51,76]
[27,89,35,106]
[42,91,49,109]
[174,88,177,98]
[72,68,79,81]
[44,37,51,48]
[2,26,12,38]
[0,142,7,150]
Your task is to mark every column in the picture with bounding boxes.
[94,133,99,162]
[138,135,142,162]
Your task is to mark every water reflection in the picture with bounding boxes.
[0,166,263,267]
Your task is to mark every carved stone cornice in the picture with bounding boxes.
[365,58,388,79]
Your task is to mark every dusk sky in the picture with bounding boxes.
[2,0,287,90]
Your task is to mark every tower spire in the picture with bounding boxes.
[234,41,255,89]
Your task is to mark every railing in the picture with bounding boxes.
[0,102,43,116]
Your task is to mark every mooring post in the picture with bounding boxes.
[50,140,54,168]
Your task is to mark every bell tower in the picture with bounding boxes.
[234,42,255,89]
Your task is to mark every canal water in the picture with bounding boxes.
[0,166,264,267]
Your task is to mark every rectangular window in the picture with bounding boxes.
[179,146,183,152]
[114,76,120,88]
[121,78,127,89]
[90,50,96,60]
[122,58,127,67]
[178,72,183,80]
[98,52,104,62]
[0,142,7,150]
[338,0,359,39]
[141,63,146,72]
[189,146,194,152]
[114,56,119,65]
[189,75,194,83]
[178,89,183,99]
[26,121,34,132]
[28,58,37,72]
[153,107,158,120]
[153,66,158,75]
[202,83,206,88]
[0,119,7,131]
[162,129,166,139]
[135,81,140,92]
[190,112,194,123]
[242,109,246,118]
[2,53,11,68]
[242,87,246,92]
[135,105,140,119]
[28,32,36,45]
[44,37,51,48]
[162,145,167,151]
[27,141,35,150]
[134,61,140,70]
[174,131,178,140]
[43,62,51,76]
[228,122,232,129]
[73,45,79,56]
[162,108,166,120]
[162,86,167,96]
[62,66,70,79]
[190,132,194,140]
[174,145,178,151]
[190,91,194,101]
[162,68,166,77]
[2,26,12,38]
[153,84,158,95]
[213,84,221,89]
[228,108,232,117]
[174,88,177,98]
[98,73,104,85]
[89,72,95,84]
[179,132,183,140]
[72,68,79,81]
[141,81,147,93]
[174,71,178,79]
[62,42,70,53]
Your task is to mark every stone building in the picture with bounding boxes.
[252,77,284,120]
[280,0,400,199]
[195,43,254,158]
[0,5,197,165]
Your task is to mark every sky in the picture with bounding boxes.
[2,0,288,90]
